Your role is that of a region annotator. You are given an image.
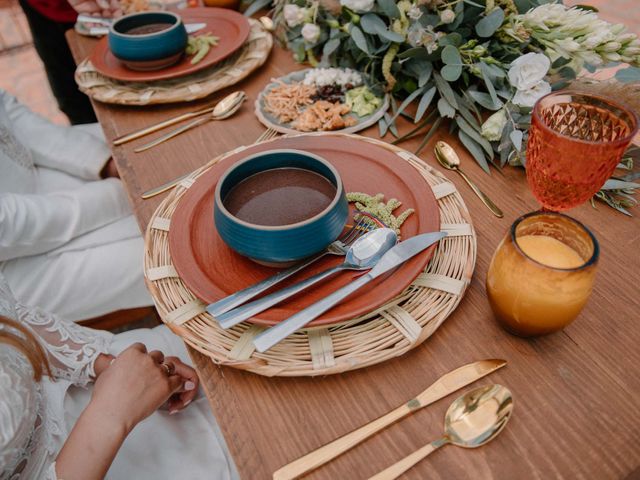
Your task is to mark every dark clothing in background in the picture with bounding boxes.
[18,0,97,124]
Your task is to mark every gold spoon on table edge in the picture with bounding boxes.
[133,92,246,153]
[369,384,514,480]
[435,140,504,218]
[113,90,245,146]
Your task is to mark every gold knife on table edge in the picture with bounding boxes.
[272,359,507,480]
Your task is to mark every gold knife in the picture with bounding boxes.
[272,359,507,480]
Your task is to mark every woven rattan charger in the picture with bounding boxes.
[144,133,477,377]
[75,19,272,105]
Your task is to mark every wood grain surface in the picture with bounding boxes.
[67,31,640,480]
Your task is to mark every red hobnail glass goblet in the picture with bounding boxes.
[526,92,638,211]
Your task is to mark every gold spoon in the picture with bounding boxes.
[134,91,246,153]
[434,140,504,218]
[113,91,245,146]
[369,384,513,480]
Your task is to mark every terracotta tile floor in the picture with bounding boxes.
[0,0,638,125]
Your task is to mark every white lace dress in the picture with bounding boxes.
[0,275,238,480]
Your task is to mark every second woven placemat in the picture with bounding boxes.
[75,19,272,105]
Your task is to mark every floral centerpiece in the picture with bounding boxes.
[245,0,640,214]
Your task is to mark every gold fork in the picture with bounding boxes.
[141,128,280,199]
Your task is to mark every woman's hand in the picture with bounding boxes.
[90,343,186,432]
[56,344,198,480]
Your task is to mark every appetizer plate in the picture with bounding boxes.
[255,69,390,135]
[169,135,440,327]
[89,8,250,82]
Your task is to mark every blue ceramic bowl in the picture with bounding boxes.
[109,12,187,71]
[214,149,349,265]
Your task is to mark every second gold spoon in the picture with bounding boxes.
[435,140,504,218]
[369,384,513,480]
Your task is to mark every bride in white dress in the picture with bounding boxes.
[0,272,238,479]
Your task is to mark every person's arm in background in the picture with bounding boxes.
[0,180,130,261]
[0,90,115,179]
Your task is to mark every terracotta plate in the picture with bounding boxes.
[90,8,250,82]
[169,135,441,327]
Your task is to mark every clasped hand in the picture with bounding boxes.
[93,343,199,433]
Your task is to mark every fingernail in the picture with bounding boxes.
[169,409,178,415]
[184,381,196,391]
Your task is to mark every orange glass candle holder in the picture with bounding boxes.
[486,212,599,337]
[527,92,638,211]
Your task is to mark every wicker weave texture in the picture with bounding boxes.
[143,134,476,377]
[75,19,272,106]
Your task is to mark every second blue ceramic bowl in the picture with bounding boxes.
[214,149,349,265]
[109,12,187,71]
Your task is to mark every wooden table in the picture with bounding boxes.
[67,32,640,480]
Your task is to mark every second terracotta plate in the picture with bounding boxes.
[90,8,250,82]
[169,135,440,327]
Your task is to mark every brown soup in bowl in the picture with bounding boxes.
[223,167,337,226]
[126,23,173,35]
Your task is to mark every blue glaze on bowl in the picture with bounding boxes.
[109,12,187,62]
[214,150,349,265]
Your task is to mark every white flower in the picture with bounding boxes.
[508,53,550,91]
[340,0,374,13]
[407,24,443,53]
[284,4,306,27]
[407,5,423,20]
[301,23,321,43]
[439,8,456,24]
[481,109,508,141]
[513,80,551,107]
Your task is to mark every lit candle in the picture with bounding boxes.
[486,213,598,337]
[516,235,584,269]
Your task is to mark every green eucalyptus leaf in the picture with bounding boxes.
[468,90,503,111]
[350,25,370,54]
[441,45,462,65]
[386,86,426,126]
[551,56,572,69]
[323,38,341,57]
[384,112,399,137]
[479,62,500,105]
[481,62,506,79]
[378,0,400,18]
[558,66,577,80]
[415,86,437,123]
[398,47,430,59]
[360,13,386,34]
[418,64,433,87]
[243,0,271,17]
[458,129,491,173]
[441,64,462,81]
[418,14,440,27]
[437,97,456,118]
[510,129,523,151]
[456,116,493,157]
[601,179,640,190]
[439,32,463,47]
[615,67,640,83]
[378,29,405,42]
[475,7,505,38]
[433,71,458,108]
